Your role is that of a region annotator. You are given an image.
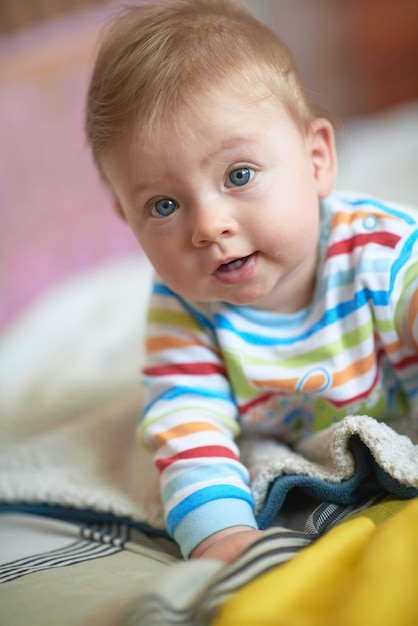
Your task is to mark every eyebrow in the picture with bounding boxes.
[131,179,162,200]
[202,135,258,164]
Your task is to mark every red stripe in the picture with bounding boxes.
[143,362,227,377]
[156,445,238,472]
[330,383,377,408]
[239,392,276,415]
[240,383,379,412]
[326,232,400,259]
[392,354,418,370]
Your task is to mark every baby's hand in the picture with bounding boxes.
[190,526,264,563]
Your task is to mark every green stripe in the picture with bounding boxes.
[400,260,418,295]
[223,351,261,400]
[137,405,240,443]
[375,318,396,333]
[228,319,374,370]
[148,308,202,331]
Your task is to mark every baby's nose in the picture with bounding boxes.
[191,205,237,247]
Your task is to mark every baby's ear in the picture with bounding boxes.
[308,118,337,199]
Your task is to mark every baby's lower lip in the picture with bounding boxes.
[213,253,257,284]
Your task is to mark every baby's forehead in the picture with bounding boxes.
[141,81,287,135]
[117,101,304,184]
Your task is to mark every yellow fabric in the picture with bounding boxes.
[214,498,418,626]
[343,495,407,525]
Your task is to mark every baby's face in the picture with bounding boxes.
[103,87,335,312]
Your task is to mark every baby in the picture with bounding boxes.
[86,0,418,562]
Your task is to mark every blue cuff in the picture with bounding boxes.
[173,498,258,558]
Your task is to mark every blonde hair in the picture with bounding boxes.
[86,0,324,169]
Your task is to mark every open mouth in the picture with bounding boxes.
[217,255,252,273]
[213,253,257,284]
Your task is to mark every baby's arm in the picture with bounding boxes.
[140,282,259,559]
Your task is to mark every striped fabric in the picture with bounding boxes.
[0,521,180,584]
[122,527,317,626]
[139,193,418,557]
[0,539,121,584]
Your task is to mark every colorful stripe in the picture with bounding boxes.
[155,446,239,472]
[326,232,400,259]
[143,362,228,377]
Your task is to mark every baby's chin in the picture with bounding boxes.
[195,290,275,309]
[164,276,275,308]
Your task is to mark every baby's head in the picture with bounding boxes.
[86,0,336,312]
[86,0,325,170]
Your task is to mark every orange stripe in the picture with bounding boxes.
[384,338,403,354]
[146,335,200,353]
[253,352,376,392]
[332,351,375,387]
[154,421,222,446]
[331,210,397,229]
[253,377,299,391]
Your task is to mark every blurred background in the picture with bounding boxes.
[1,0,418,330]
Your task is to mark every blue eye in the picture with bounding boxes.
[151,198,178,218]
[227,167,254,187]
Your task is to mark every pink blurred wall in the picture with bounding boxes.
[0,5,139,328]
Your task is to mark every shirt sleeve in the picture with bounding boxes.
[391,224,418,412]
[394,229,418,352]
[405,282,418,351]
[138,280,258,557]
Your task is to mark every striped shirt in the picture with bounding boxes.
[139,193,418,557]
